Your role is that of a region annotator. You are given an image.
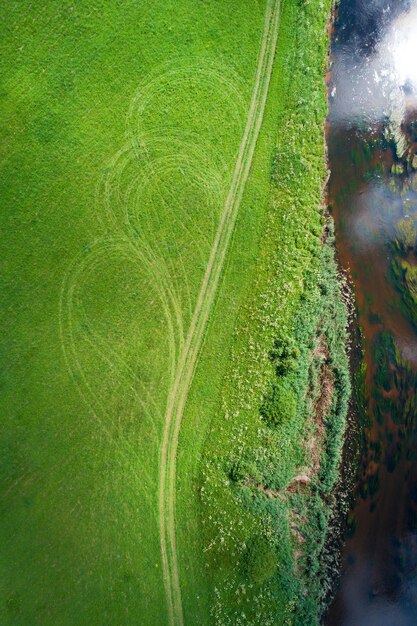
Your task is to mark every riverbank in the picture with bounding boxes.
[196,1,351,623]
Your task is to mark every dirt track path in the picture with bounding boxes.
[158,1,282,623]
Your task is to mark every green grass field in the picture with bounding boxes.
[1,1,348,625]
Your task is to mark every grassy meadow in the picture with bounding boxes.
[1,1,348,625]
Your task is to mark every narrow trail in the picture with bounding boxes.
[158,1,282,623]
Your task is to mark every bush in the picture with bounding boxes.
[260,382,297,427]
[229,458,262,484]
[269,336,300,376]
[242,535,278,586]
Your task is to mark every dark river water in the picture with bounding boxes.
[325,1,417,625]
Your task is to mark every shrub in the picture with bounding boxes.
[260,382,297,427]
[269,336,300,375]
[229,458,262,484]
[242,534,278,586]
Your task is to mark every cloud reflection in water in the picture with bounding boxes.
[330,1,417,131]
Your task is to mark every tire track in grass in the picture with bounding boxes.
[158,1,282,624]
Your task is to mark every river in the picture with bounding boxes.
[325,1,417,624]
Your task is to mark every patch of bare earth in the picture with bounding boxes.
[287,334,335,562]
[244,477,282,500]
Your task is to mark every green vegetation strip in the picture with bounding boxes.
[179,1,350,623]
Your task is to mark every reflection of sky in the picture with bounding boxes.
[389,7,417,89]
[350,181,394,252]
[346,168,417,365]
[340,542,417,626]
[349,176,417,250]
[330,1,417,128]
[327,3,417,623]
